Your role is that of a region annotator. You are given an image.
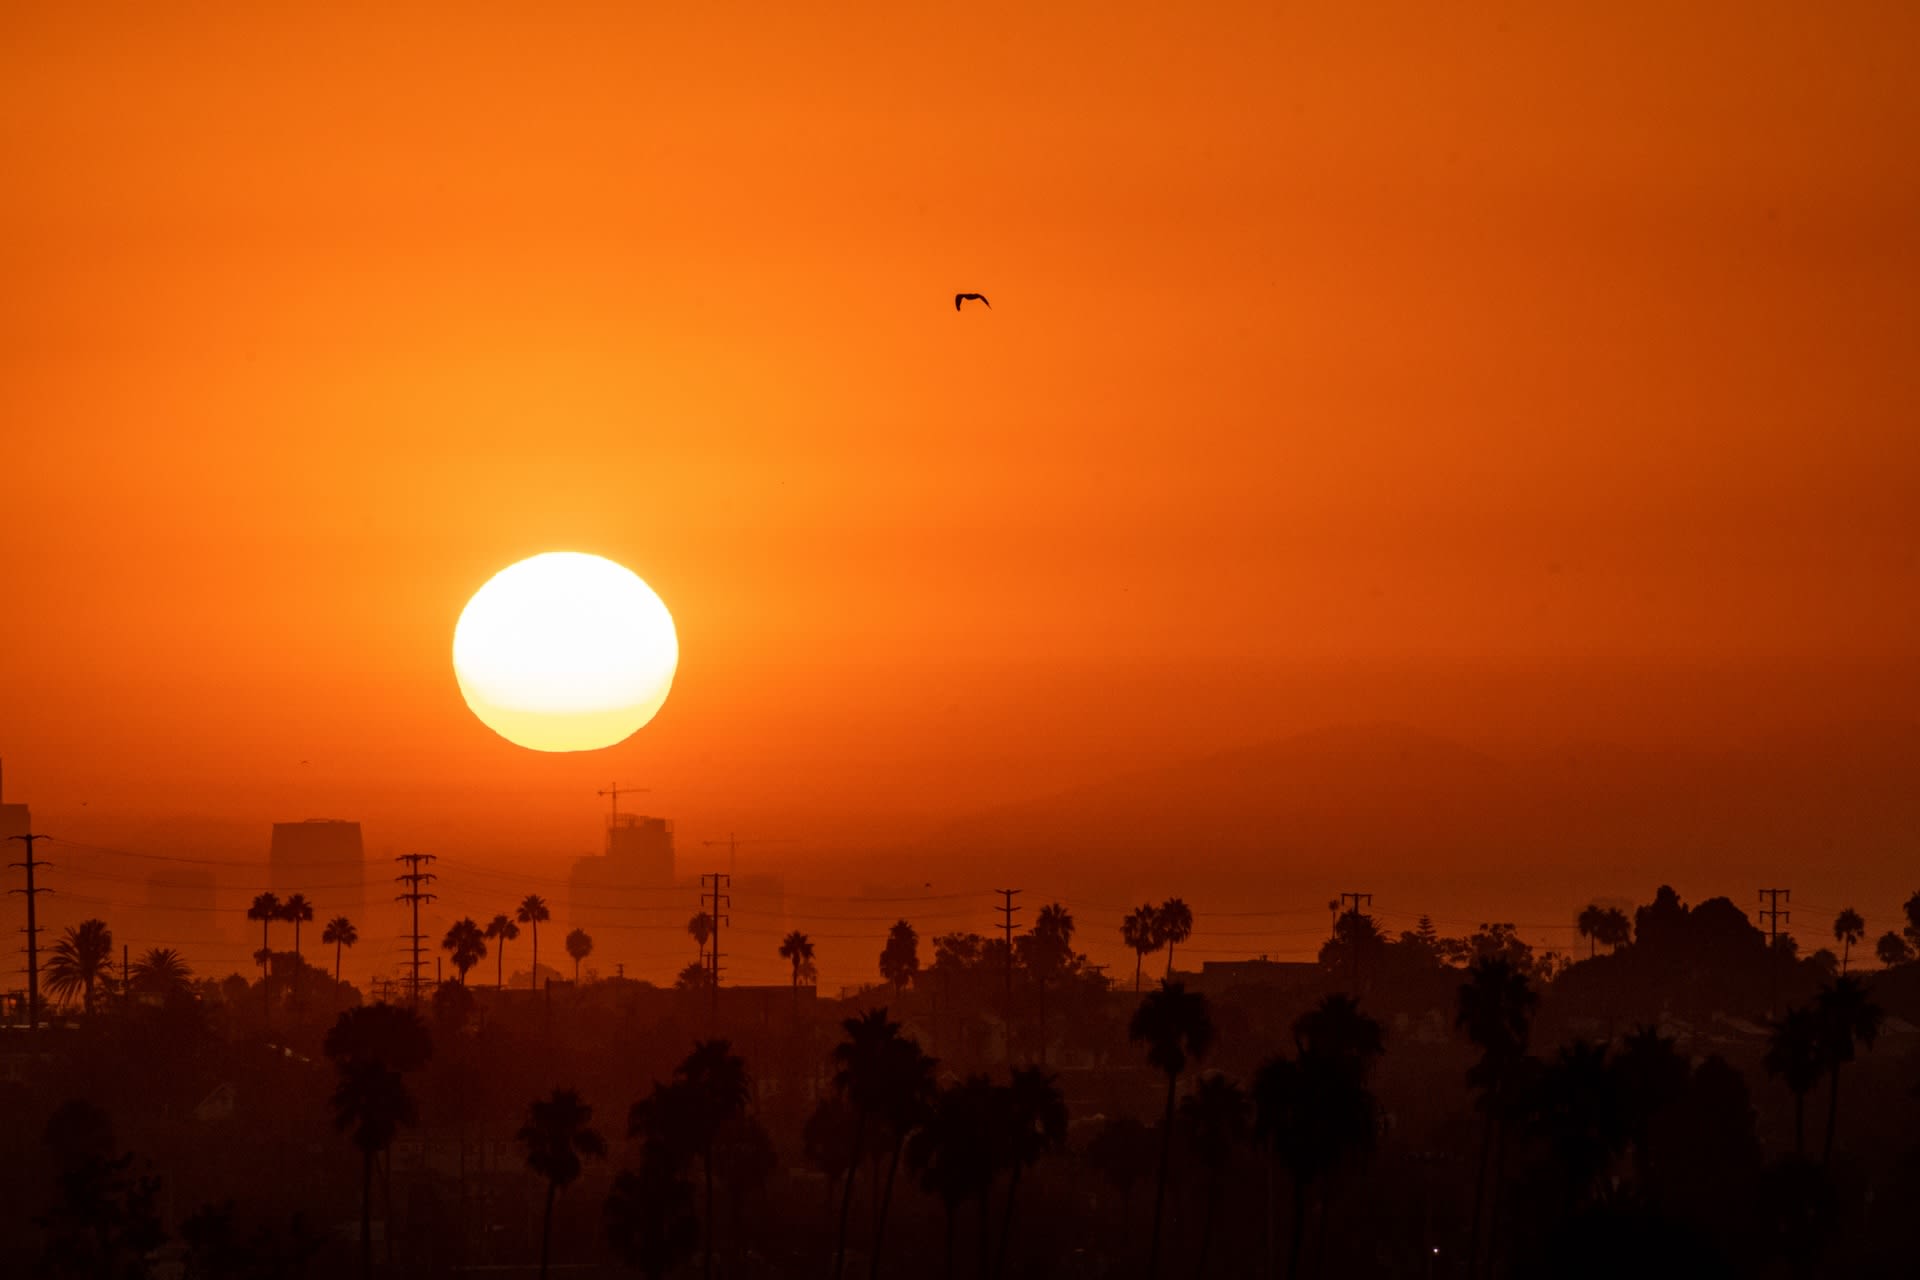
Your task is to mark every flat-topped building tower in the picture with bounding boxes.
[569,813,678,980]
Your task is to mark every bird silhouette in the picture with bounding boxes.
[955,292,991,311]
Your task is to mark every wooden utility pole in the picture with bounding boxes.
[7,833,50,1031]
[995,888,1022,1060]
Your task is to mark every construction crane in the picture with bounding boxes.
[596,783,650,826]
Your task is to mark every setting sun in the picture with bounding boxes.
[452,552,678,753]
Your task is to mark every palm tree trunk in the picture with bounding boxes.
[540,1179,555,1279]
[496,944,504,990]
[1466,1110,1494,1280]
[336,939,344,983]
[530,926,538,990]
[1166,941,1175,978]
[871,1136,904,1280]
[1285,1175,1308,1280]
[361,1147,375,1280]
[705,1141,716,1280]
[995,1160,1024,1280]
[1194,1167,1218,1279]
[832,1111,867,1280]
[1148,1071,1176,1280]
[1823,1067,1841,1166]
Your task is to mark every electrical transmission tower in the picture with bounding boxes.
[7,833,51,1031]
[394,854,438,1004]
[995,888,1022,1059]
[701,872,731,1020]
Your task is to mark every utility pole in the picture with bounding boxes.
[1757,888,1791,949]
[7,833,50,1032]
[995,888,1022,1060]
[701,872,731,1021]
[1338,892,1373,991]
[394,854,438,1005]
[122,944,130,1011]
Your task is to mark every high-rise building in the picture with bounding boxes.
[569,814,678,981]
[269,819,366,927]
[0,759,30,842]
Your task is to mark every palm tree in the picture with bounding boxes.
[1181,1074,1247,1278]
[1257,996,1387,1280]
[1456,956,1537,1280]
[565,928,593,982]
[1156,898,1193,977]
[280,893,315,962]
[484,914,520,989]
[907,1076,1003,1280]
[1832,908,1865,974]
[441,918,487,985]
[1128,980,1215,1280]
[830,1007,911,1280]
[1121,904,1165,992]
[247,892,282,1011]
[518,1087,607,1280]
[1577,903,1604,958]
[516,894,551,989]
[128,946,192,999]
[1026,904,1075,1063]
[674,1039,751,1280]
[1764,1005,1823,1158]
[995,1066,1066,1279]
[1596,906,1632,952]
[332,1060,415,1280]
[322,916,358,983]
[44,919,114,1014]
[688,911,714,969]
[1814,975,1883,1164]
[779,930,815,1014]
[868,1034,939,1280]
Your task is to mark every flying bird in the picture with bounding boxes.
[954,292,991,311]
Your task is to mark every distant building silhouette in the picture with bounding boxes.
[570,814,678,978]
[0,759,30,842]
[269,819,365,936]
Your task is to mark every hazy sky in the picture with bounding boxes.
[4,5,1916,899]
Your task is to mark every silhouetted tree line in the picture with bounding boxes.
[5,881,1919,1276]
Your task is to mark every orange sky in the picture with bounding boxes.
[3,5,1918,979]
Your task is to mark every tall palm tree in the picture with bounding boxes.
[441,918,487,985]
[688,911,714,970]
[1764,1005,1823,1158]
[994,1066,1066,1279]
[128,946,193,999]
[1128,980,1215,1280]
[1121,904,1164,992]
[484,914,520,989]
[516,894,551,990]
[1596,906,1633,952]
[831,1008,911,1280]
[322,916,358,983]
[332,1060,415,1280]
[1814,976,1883,1164]
[869,1034,939,1280]
[1456,956,1537,1280]
[907,1076,1003,1280]
[565,928,593,982]
[280,893,315,962]
[779,930,815,1014]
[1182,1073,1249,1279]
[1577,903,1605,958]
[1832,908,1865,974]
[44,919,114,1014]
[1026,904,1075,1063]
[1156,899,1193,977]
[518,1087,607,1280]
[247,892,282,1012]
[674,1039,751,1280]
